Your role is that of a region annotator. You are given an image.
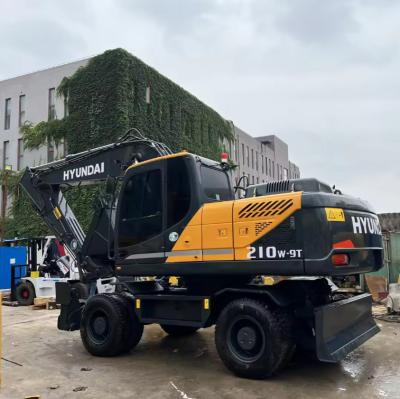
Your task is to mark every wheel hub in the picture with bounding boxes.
[93,316,107,336]
[237,326,257,351]
[22,290,29,299]
[228,315,266,362]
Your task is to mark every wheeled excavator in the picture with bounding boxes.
[20,130,383,379]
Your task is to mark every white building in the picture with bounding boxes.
[0,59,88,172]
[225,126,300,187]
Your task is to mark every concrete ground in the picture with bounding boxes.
[2,306,399,399]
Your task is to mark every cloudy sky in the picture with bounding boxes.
[1,0,399,212]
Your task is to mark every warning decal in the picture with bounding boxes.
[325,208,345,222]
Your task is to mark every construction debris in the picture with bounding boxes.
[372,304,400,322]
[73,386,88,392]
[2,301,19,307]
[365,276,388,302]
[2,357,23,367]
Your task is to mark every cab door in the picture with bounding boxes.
[164,156,203,263]
[117,162,165,263]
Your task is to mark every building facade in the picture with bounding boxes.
[0,59,88,172]
[0,57,300,197]
[225,126,300,187]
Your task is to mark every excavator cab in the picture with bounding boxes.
[115,152,233,264]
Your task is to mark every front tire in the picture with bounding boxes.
[15,281,35,305]
[80,294,129,357]
[160,324,199,336]
[215,298,293,379]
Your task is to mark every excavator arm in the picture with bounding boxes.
[20,130,172,281]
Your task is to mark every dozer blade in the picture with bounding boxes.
[315,293,379,362]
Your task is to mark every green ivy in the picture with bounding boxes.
[11,48,234,238]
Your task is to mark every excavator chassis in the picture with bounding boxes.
[56,277,379,376]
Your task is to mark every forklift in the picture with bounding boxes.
[10,236,88,305]
[19,129,384,379]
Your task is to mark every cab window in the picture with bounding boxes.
[167,158,191,227]
[119,169,162,248]
[201,165,232,201]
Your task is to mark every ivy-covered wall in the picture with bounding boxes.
[63,48,233,156]
[5,48,233,238]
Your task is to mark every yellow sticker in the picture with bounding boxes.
[325,208,345,222]
[135,299,141,309]
[53,207,62,220]
[204,298,210,310]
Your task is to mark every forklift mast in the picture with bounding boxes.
[20,130,172,281]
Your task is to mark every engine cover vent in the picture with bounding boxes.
[238,199,294,219]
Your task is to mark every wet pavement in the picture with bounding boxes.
[2,305,400,398]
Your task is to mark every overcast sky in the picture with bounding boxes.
[0,0,399,212]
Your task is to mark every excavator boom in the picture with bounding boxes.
[20,130,172,280]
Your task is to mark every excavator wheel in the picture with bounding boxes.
[160,324,199,336]
[80,294,129,357]
[215,298,294,379]
[112,292,144,353]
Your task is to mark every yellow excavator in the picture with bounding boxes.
[20,129,383,379]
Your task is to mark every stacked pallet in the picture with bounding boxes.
[32,297,58,310]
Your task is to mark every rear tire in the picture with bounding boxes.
[215,298,293,379]
[160,324,199,336]
[113,292,144,353]
[15,281,35,306]
[80,294,128,357]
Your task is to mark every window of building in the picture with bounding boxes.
[272,161,275,178]
[3,141,10,169]
[4,98,11,130]
[47,141,54,162]
[64,96,69,118]
[265,157,268,175]
[256,177,259,184]
[234,139,238,162]
[256,151,258,171]
[167,158,191,227]
[201,165,232,201]
[283,168,288,180]
[252,175,255,184]
[251,149,254,169]
[145,86,151,104]
[246,146,249,167]
[269,159,271,176]
[119,169,162,247]
[280,165,283,180]
[48,88,56,120]
[18,95,26,127]
[17,139,24,170]
[241,143,245,164]
[261,155,264,173]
